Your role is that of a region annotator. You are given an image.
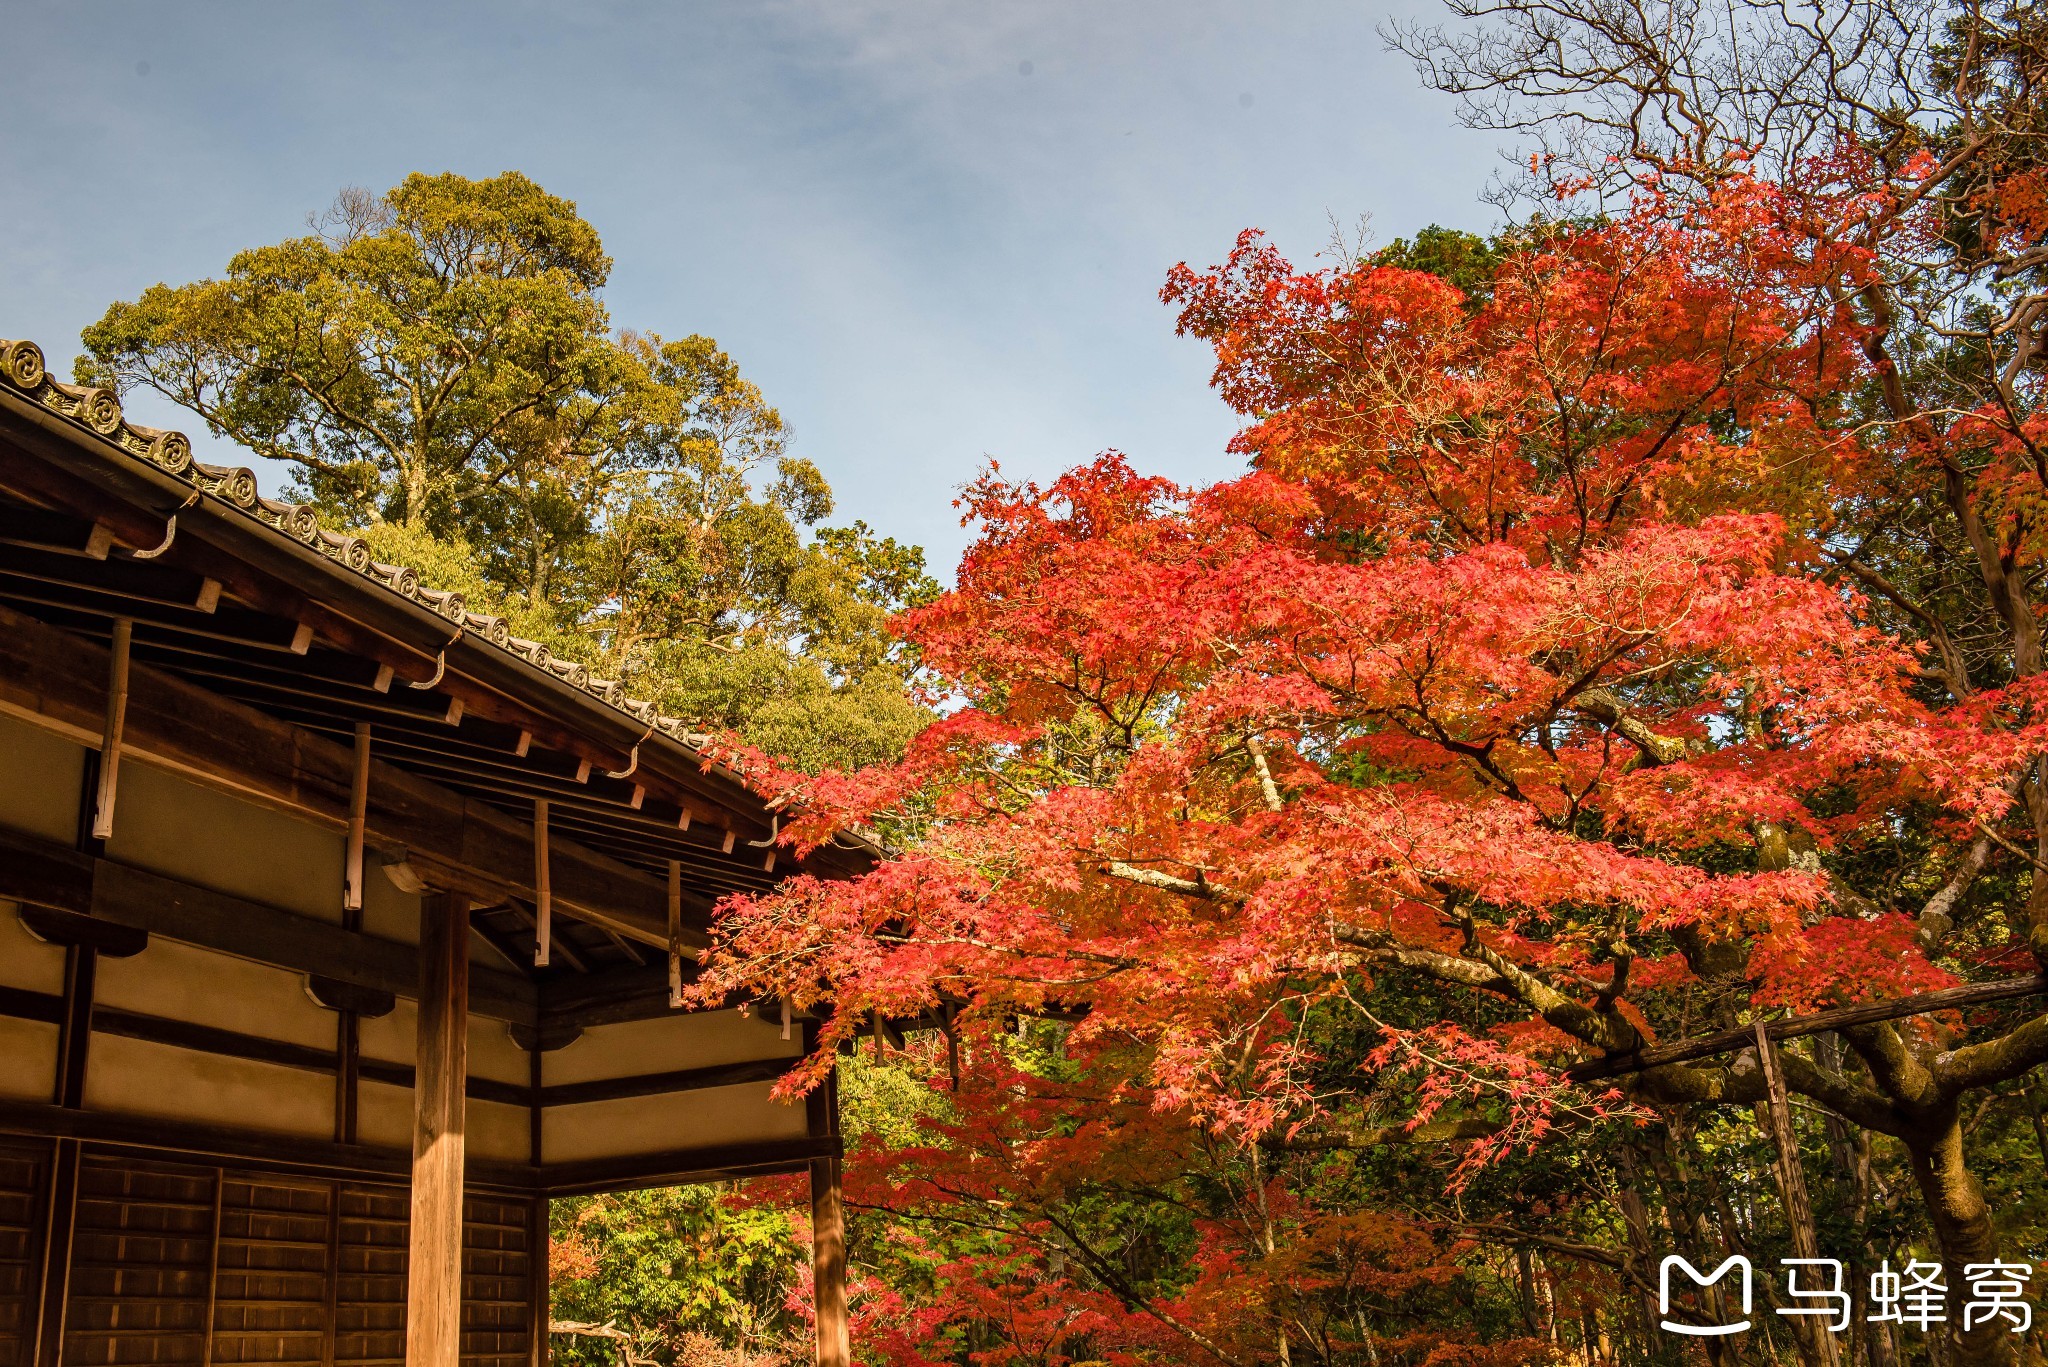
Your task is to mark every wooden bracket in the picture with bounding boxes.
[508,1020,584,1053]
[381,855,429,895]
[19,906,148,958]
[305,974,397,1018]
[666,859,683,1009]
[343,723,371,913]
[533,799,552,968]
[90,618,131,840]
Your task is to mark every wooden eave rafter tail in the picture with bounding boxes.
[0,335,869,881]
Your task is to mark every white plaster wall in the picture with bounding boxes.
[0,900,67,994]
[85,1033,333,1139]
[543,1080,809,1165]
[544,1007,800,1087]
[96,937,340,1051]
[0,711,83,842]
[104,763,347,923]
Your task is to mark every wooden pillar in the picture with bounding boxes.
[407,891,470,1367]
[805,1024,848,1367]
[809,1157,850,1367]
[527,1195,551,1367]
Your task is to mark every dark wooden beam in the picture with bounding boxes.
[538,1134,838,1198]
[17,905,148,958]
[526,1194,550,1367]
[0,1095,537,1195]
[0,502,111,559]
[407,891,470,1367]
[0,829,543,1025]
[30,1138,81,1367]
[806,1020,849,1367]
[0,826,530,1020]
[538,1056,797,1109]
[539,964,709,1031]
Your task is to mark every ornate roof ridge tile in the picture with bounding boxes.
[0,337,705,755]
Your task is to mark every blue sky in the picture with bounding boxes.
[2,0,1493,576]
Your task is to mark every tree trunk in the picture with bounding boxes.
[1906,1117,2016,1367]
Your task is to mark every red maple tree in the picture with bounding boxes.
[696,146,2048,1365]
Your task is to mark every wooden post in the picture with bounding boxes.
[533,800,552,967]
[343,723,371,912]
[527,1194,551,1367]
[805,1025,848,1367]
[667,859,683,1009]
[407,891,470,1367]
[810,1156,850,1367]
[90,618,131,840]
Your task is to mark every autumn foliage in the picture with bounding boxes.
[691,39,2048,1367]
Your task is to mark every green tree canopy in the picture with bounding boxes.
[79,174,935,771]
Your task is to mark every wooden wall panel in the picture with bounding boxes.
[543,1083,809,1167]
[542,1009,798,1088]
[15,1154,540,1367]
[61,1157,215,1367]
[0,1022,58,1107]
[0,903,67,996]
[458,1197,531,1367]
[332,1184,406,1367]
[209,1177,330,1366]
[95,945,336,1054]
[0,1142,45,1367]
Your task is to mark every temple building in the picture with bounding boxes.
[0,337,854,1366]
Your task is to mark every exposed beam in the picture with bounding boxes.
[540,964,713,1031]
[539,1134,837,1198]
[0,825,539,1024]
[0,600,704,949]
[538,1055,798,1108]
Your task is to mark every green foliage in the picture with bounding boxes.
[1368,225,1510,303]
[77,173,937,772]
[550,1185,805,1366]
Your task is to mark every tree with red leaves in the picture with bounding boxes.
[692,4,2048,1364]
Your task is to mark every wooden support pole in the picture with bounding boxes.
[406,890,470,1367]
[527,1194,551,1367]
[810,1156,850,1367]
[343,722,371,913]
[804,1022,847,1367]
[90,617,131,840]
[667,860,683,1009]
[31,1138,81,1367]
[534,799,552,968]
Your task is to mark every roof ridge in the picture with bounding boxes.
[0,337,712,752]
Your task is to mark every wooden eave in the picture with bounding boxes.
[0,338,872,982]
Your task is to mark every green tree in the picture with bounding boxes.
[77,174,936,774]
[79,173,626,532]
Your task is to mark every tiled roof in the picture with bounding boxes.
[0,337,710,748]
